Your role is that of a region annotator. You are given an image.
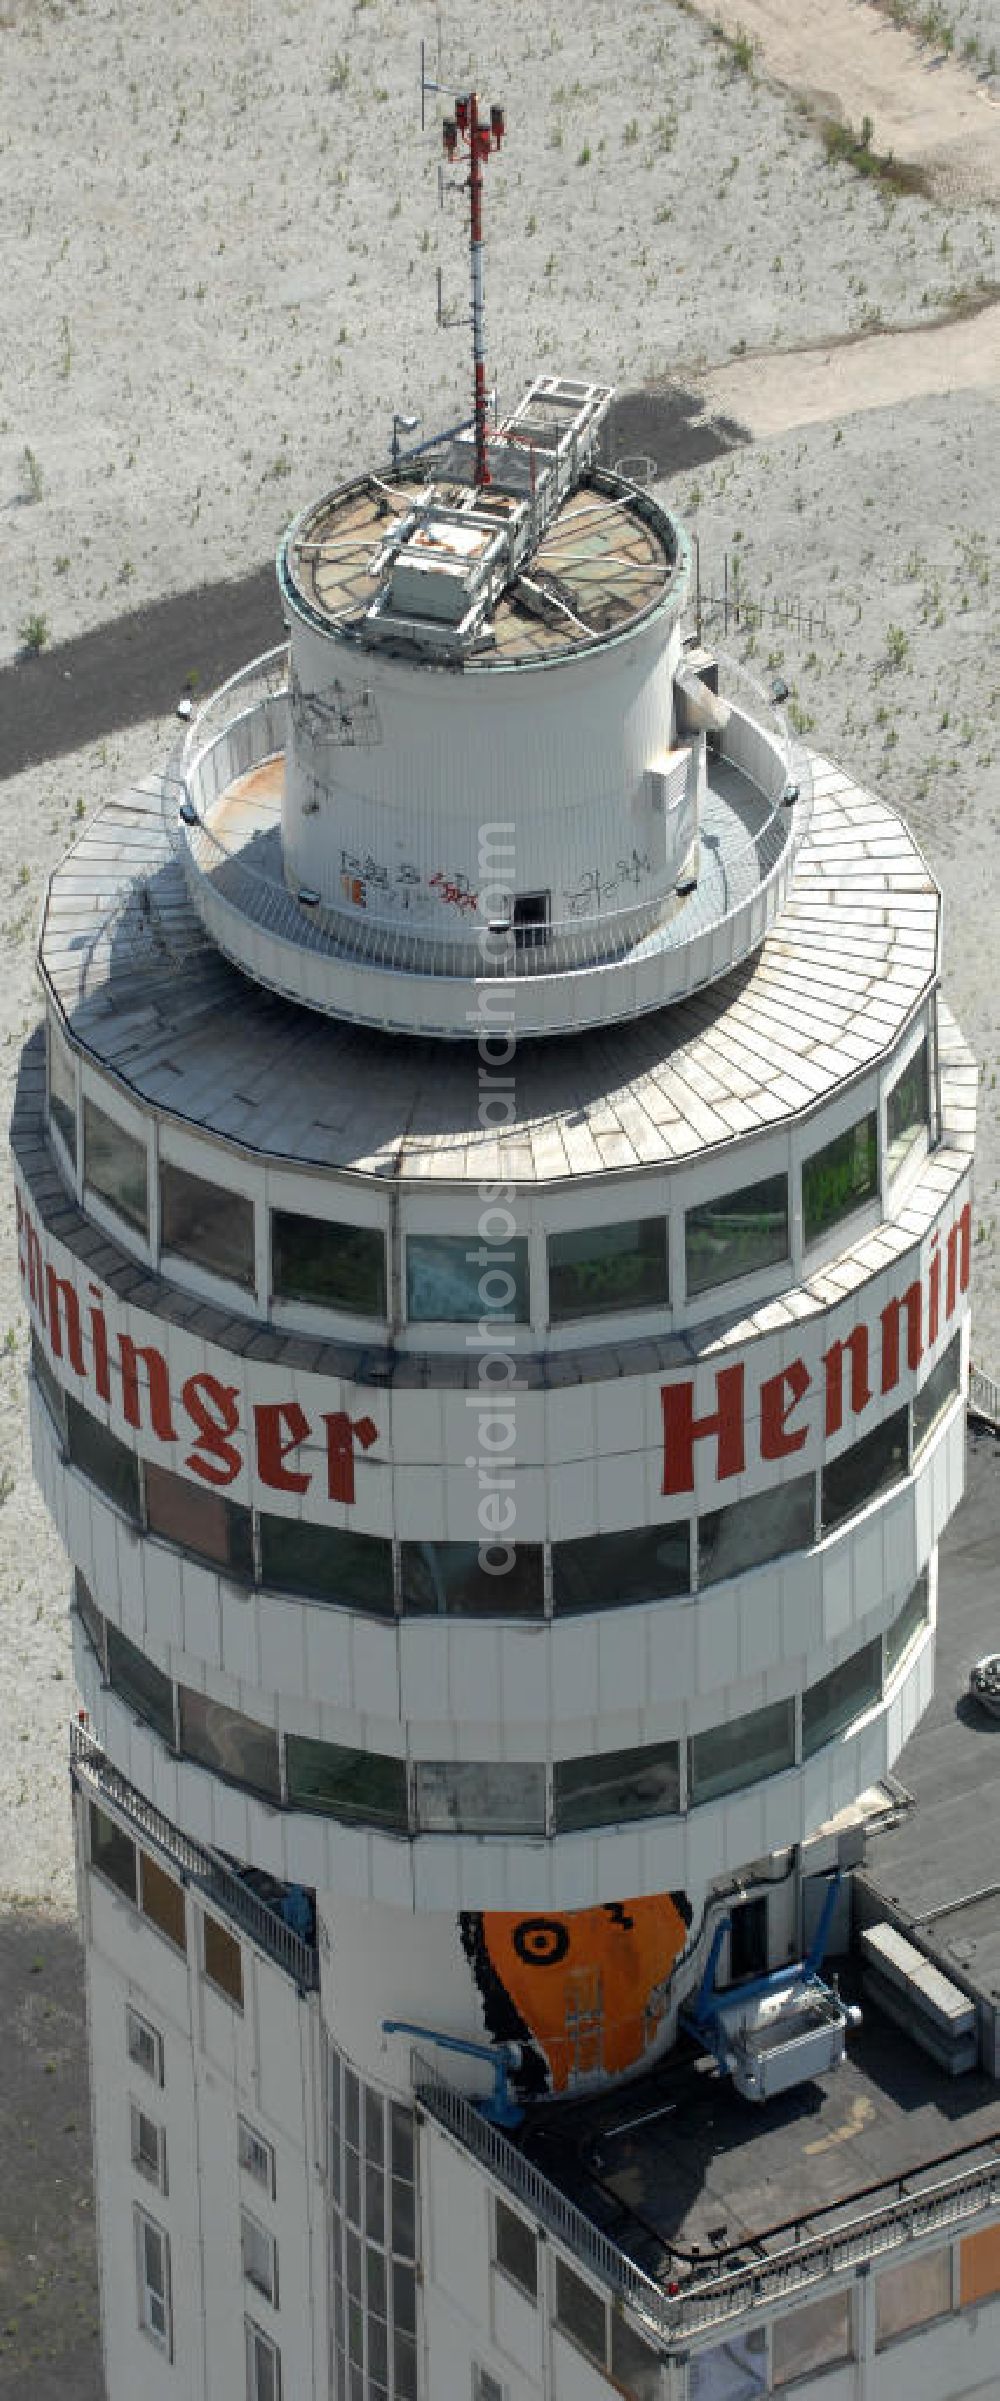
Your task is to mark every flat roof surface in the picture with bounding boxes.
[284,472,675,664]
[41,756,940,1188]
[519,1431,1000,2284]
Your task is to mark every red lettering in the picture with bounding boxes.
[20,1202,44,1313]
[89,1284,111,1402]
[324,1411,378,1505]
[880,1283,923,1395]
[661,1365,744,1497]
[119,1336,177,1442]
[760,1359,810,1459]
[254,1401,311,1494]
[45,1267,85,1378]
[946,1202,971,1316]
[182,1373,242,1486]
[823,1327,872,1437]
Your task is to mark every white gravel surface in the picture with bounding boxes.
[1,0,998,1912]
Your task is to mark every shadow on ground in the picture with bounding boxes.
[0,1903,103,2400]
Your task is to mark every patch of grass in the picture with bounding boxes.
[18,611,50,654]
[819,114,930,197]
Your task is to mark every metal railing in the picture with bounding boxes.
[414,2056,1000,2344]
[71,1721,320,1993]
[165,648,810,989]
[969,1362,1000,1429]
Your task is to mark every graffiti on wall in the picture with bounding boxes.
[461,1892,692,2095]
[563,850,652,917]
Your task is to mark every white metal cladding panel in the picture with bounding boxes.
[17,1164,971,1541]
[285,611,678,914]
[47,1400,960,1743]
[82,1652,927,1913]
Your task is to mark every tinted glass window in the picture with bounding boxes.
[547,1218,668,1323]
[89,1799,137,1902]
[698,1473,815,1588]
[31,1330,67,1442]
[48,1022,77,1163]
[145,1461,253,1576]
[413,1760,546,1834]
[406,1234,529,1324]
[886,1571,929,1677]
[272,1209,386,1316]
[553,1521,689,1614]
[554,1740,680,1832]
[802,1639,881,1759]
[400,1539,544,1618]
[802,1112,878,1246]
[140,1855,187,1953]
[773,2290,853,2385]
[610,2316,662,2401]
[74,1570,106,1667]
[913,1332,961,1454]
[204,1916,244,2008]
[178,1690,280,1801]
[821,1407,908,1534]
[260,1517,394,1616]
[685,1173,788,1300]
[689,1698,795,1807]
[160,1160,255,1290]
[554,2259,606,2368]
[494,2200,538,2300]
[83,1098,148,1234]
[285,1735,407,1830]
[66,1396,141,1522]
[887,1039,930,1179]
[107,1625,175,1746]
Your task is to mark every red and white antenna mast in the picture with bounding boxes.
[440,92,505,488]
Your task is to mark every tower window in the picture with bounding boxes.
[802,1111,878,1247]
[83,1097,148,1236]
[406,1233,529,1324]
[547,1216,668,1323]
[134,2206,172,2356]
[160,1159,256,1290]
[271,1209,386,1316]
[685,1172,789,1299]
[47,1019,77,1164]
[512,891,550,950]
[887,1038,930,1178]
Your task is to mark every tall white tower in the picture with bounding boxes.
[15,363,975,2401]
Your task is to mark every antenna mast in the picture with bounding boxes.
[441,93,505,487]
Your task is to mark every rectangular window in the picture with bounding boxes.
[400,1540,544,1620]
[886,1571,930,1678]
[145,1459,254,1576]
[159,1158,256,1289]
[773,2289,853,2384]
[554,1739,680,1833]
[406,1233,529,1325]
[552,1522,689,1615]
[887,1038,930,1179]
[610,2314,663,2401]
[414,1760,546,1835]
[83,1096,148,1235]
[553,2257,607,2369]
[685,1173,789,1300]
[802,1111,878,1247]
[74,1569,106,1670]
[493,2200,537,2301]
[204,1914,244,2009]
[689,1698,795,1808]
[547,1217,668,1323]
[126,2005,163,2085]
[178,1689,281,1802]
[271,1209,387,1316]
[246,2317,282,2401]
[698,1473,815,1589]
[513,891,549,950]
[875,2246,952,2346]
[140,1853,187,1953]
[238,2118,276,2198]
[48,1020,77,1163]
[107,1625,175,1748]
[130,2100,167,2191]
[241,2210,278,2306]
[285,1736,408,1831]
[821,1407,908,1535]
[259,1517,394,1616]
[135,2206,172,2355]
[803,1639,882,1760]
[89,1799,137,1903]
[913,1332,962,1454]
[66,1396,141,1522]
[30,1330,68,1444]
